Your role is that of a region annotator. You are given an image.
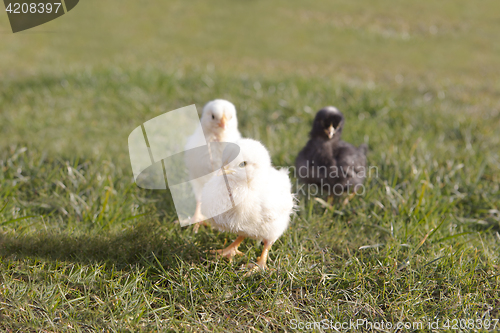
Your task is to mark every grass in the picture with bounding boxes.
[1,69,499,331]
[2,0,500,86]
[1,0,500,331]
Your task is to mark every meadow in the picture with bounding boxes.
[1,0,499,331]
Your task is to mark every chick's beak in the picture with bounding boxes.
[325,124,335,139]
[218,114,227,129]
[217,165,236,176]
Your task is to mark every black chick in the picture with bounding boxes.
[295,106,368,198]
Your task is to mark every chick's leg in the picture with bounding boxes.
[244,240,273,276]
[213,236,245,260]
[256,240,273,270]
[192,201,209,233]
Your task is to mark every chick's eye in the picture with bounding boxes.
[239,161,247,168]
[212,114,215,120]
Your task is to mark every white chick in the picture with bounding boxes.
[184,99,242,232]
[201,138,294,271]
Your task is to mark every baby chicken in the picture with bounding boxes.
[295,106,367,202]
[201,138,294,271]
[184,99,242,232]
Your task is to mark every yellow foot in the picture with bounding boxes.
[211,247,244,261]
[211,236,246,261]
[191,211,209,233]
[192,219,210,233]
[243,240,273,276]
[243,263,270,277]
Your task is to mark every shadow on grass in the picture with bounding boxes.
[0,219,211,271]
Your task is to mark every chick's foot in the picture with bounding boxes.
[212,236,245,261]
[243,240,273,276]
[192,218,210,233]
